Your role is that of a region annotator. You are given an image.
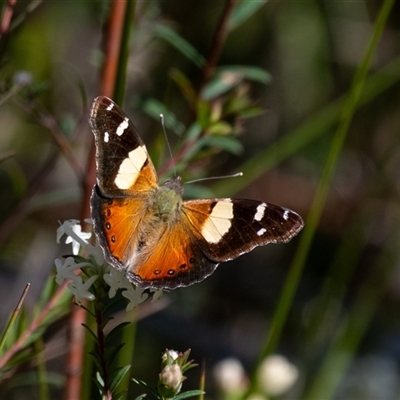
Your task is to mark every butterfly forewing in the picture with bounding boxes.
[90,96,158,197]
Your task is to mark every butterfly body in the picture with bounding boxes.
[90,96,304,289]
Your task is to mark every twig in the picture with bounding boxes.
[0,0,17,37]
[198,0,237,90]
[64,2,129,399]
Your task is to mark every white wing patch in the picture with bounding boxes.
[254,203,267,221]
[104,132,109,143]
[201,201,233,244]
[283,209,289,220]
[116,117,129,136]
[257,228,267,236]
[114,145,148,189]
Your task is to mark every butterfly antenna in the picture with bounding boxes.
[160,114,177,177]
[186,172,243,185]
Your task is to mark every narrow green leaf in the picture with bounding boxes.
[109,365,131,392]
[113,390,130,400]
[202,135,243,155]
[105,344,125,368]
[217,65,271,84]
[105,322,131,345]
[141,98,186,136]
[153,24,206,68]
[173,390,206,400]
[81,324,98,341]
[133,379,161,399]
[169,68,197,108]
[132,394,147,400]
[201,65,271,101]
[228,0,267,31]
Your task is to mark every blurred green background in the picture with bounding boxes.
[0,0,400,399]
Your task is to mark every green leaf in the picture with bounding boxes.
[218,65,272,84]
[185,123,202,141]
[103,296,128,317]
[169,68,197,108]
[153,24,206,68]
[228,0,267,31]
[109,365,131,392]
[133,379,162,399]
[81,323,98,341]
[173,390,206,400]
[132,395,148,400]
[105,322,131,344]
[201,65,271,101]
[114,390,131,400]
[202,135,243,155]
[196,101,212,129]
[207,121,232,135]
[141,98,186,136]
[201,74,241,101]
[105,344,125,368]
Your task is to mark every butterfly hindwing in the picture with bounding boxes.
[183,199,303,262]
[126,221,218,289]
[90,96,158,196]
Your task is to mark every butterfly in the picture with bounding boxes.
[89,96,304,289]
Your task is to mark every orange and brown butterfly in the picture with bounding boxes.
[89,96,304,289]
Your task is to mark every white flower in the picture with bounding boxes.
[213,358,247,393]
[121,285,149,311]
[160,364,183,390]
[257,355,298,397]
[166,349,179,361]
[55,257,79,284]
[151,288,164,302]
[104,268,131,298]
[57,220,92,255]
[68,275,98,305]
[56,219,163,311]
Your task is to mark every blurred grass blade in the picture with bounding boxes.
[228,0,267,31]
[154,24,206,68]
[0,284,30,354]
[247,0,394,394]
[303,207,400,400]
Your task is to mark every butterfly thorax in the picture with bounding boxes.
[150,177,183,223]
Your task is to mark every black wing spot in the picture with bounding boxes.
[153,269,161,275]
[106,222,111,230]
[111,236,116,243]
[168,269,176,275]
[179,263,187,269]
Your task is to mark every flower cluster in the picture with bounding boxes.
[55,219,162,309]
